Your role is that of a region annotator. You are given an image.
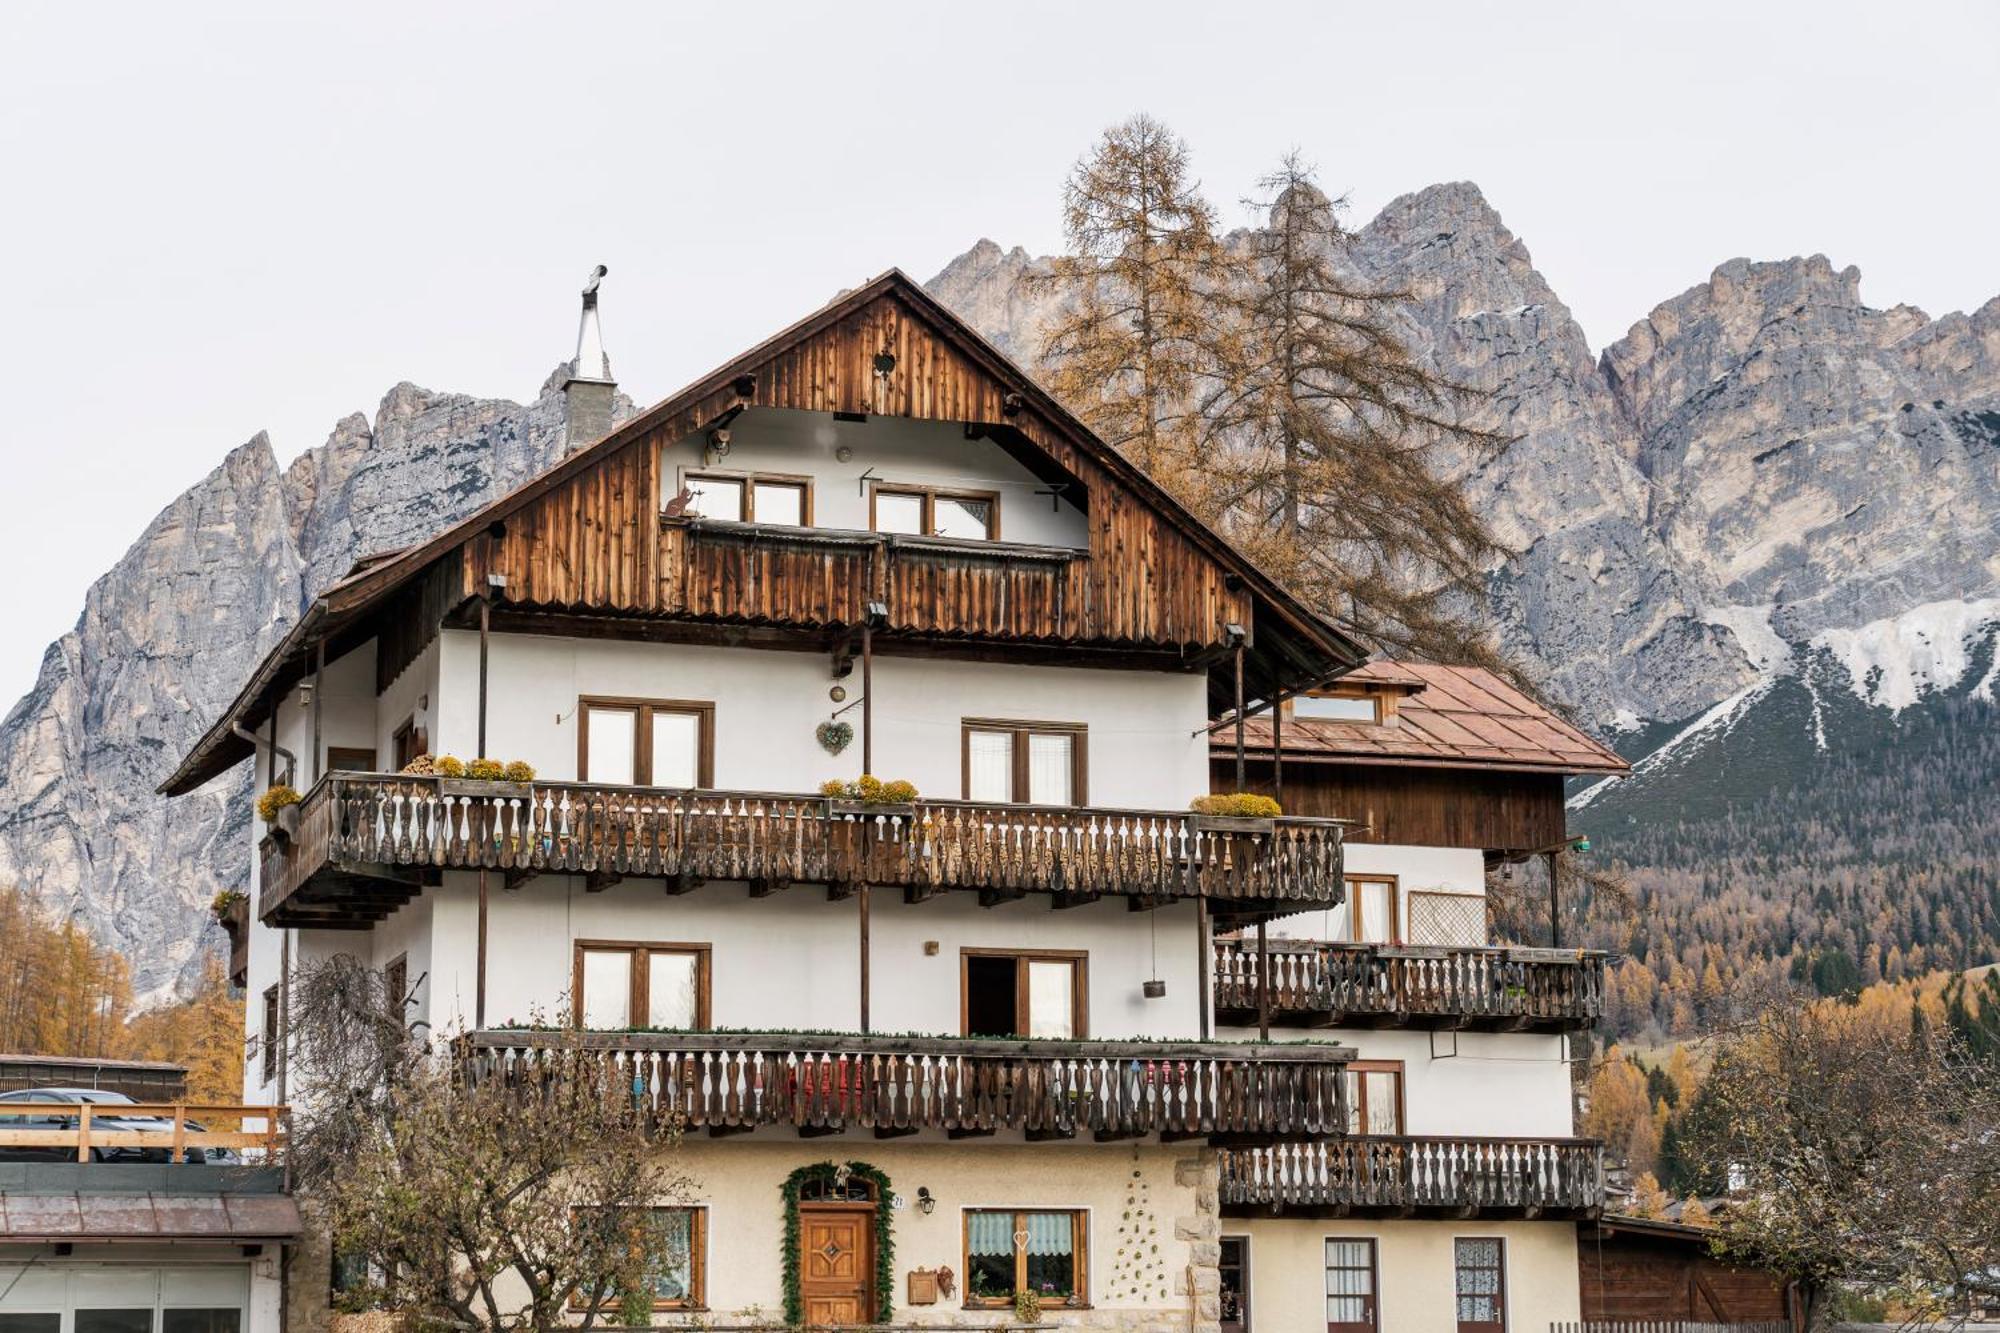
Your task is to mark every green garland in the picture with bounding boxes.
[780,1160,895,1327]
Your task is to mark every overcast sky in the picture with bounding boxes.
[1,1,1996,707]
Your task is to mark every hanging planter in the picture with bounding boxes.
[816,719,855,755]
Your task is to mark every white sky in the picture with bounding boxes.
[1,1,1996,708]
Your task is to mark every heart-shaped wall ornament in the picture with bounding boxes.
[816,720,854,755]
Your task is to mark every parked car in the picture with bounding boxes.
[0,1087,240,1163]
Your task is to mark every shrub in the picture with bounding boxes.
[1190,792,1282,818]
[465,757,505,780]
[256,785,301,823]
[879,778,918,804]
[819,779,847,797]
[400,754,435,775]
[434,755,465,778]
[503,759,536,782]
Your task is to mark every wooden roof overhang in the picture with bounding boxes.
[161,270,1365,797]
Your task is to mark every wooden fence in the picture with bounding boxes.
[0,1102,288,1162]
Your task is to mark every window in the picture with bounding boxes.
[575,942,710,1030]
[1454,1239,1506,1333]
[573,1207,706,1311]
[871,483,998,540]
[1293,691,1383,723]
[1219,1236,1250,1333]
[964,1209,1086,1306]
[1324,1239,1378,1332]
[327,746,377,773]
[163,1314,241,1333]
[392,718,425,771]
[682,470,811,526]
[1343,1061,1404,1136]
[578,697,714,787]
[962,720,1086,805]
[384,954,409,1019]
[75,1315,151,1333]
[1338,875,1399,945]
[962,950,1085,1039]
[260,985,280,1083]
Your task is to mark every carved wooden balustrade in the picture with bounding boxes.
[1218,1137,1603,1218]
[257,773,1346,925]
[1211,939,1606,1033]
[458,1031,1352,1144]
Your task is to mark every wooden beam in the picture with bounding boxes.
[584,870,623,893]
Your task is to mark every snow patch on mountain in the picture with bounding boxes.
[1568,674,1779,810]
[1702,604,1791,674]
[1810,597,2000,711]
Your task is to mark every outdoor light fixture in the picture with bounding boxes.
[1143,979,1167,1000]
[865,600,889,626]
[1223,622,1247,647]
[915,1187,935,1215]
[829,685,847,703]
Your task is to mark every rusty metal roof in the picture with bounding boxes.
[0,1165,300,1242]
[1220,661,1629,776]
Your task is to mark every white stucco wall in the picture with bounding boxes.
[660,409,1091,548]
[431,631,1210,810]
[1230,1218,1581,1333]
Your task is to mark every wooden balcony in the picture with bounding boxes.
[459,1030,1352,1145]
[257,773,1346,926]
[217,894,250,987]
[0,1103,289,1164]
[1212,939,1607,1033]
[1219,1137,1603,1219]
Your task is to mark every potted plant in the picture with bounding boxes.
[820,776,920,818]
[438,756,535,800]
[1189,791,1281,833]
[210,889,248,936]
[1012,1287,1042,1326]
[257,784,302,840]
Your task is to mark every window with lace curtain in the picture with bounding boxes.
[961,719,1087,805]
[1454,1237,1506,1333]
[963,1209,1087,1306]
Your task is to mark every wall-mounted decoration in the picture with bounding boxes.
[816,720,854,755]
[907,1270,939,1306]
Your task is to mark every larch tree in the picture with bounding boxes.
[1200,153,1515,671]
[1028,114,1227,486]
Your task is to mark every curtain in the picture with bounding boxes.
[1022,1212,1073,1257]
[967,731,1014,802]
[967,1211,1014,1258]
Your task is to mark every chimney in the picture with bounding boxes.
[563,264,616,451]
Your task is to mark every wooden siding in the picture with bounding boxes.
[1578,1226,1798,1327]
[463,291,1250,650]
[1223,759,1569,853]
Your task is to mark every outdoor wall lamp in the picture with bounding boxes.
[915,1187,936,1215]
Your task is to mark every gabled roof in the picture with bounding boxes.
[1216,661,1629,776]
[163,269,1367,796]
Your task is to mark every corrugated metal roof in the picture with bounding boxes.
[0,1189,301,1240]
[1221,661,1629,775]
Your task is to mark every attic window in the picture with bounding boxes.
[1294,691,1384,724]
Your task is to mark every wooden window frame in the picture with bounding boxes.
[383,953,410,1018]
[392,717,426,771]
[960,719,1088,806]
[1342,874,1401,945]
[260,985,280,1083]
[960,1207,1089,1308]
[1324,1236,1381,1333]
[577,696,716,787]
[959,948,1088,1039]
[573,940,713,1031]
[1343,1059,1406,1136]
[870,482,1001,540]
[1453,1237,1507,1333]
[1219,1234,1251,1333]
[569,1206,708,1312]
[1290,688,1387,724]
[677,467,815,525]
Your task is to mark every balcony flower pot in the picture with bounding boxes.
[438,778,534,800]
[1190,813,1274,836]
[829,800,918,821]
[272,805,300,842]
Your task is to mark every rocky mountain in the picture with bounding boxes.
[2,180,1995,1001]
[0,370,628,1000]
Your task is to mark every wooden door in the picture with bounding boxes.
[799,1205,874,1324]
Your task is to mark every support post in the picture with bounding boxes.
[311,641,324,783]
[1233,643,1247,792]
[1256,918,1271,1042]
[1271,690,1284,807]
[861,621,874,774]
[477,594,491,759]
[1196,898,1211,1040]
[1547,850,1561,949]
[477,869,489,1028]
[858,884,872,1034]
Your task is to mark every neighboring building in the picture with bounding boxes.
[0,1055,187,1102]
[1209,661,1628,1333]
[156,269,1621,1330]
[1577,1214,1804,1331]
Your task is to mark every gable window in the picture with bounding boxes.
[682,470,811,526]
[573,1207,706,1311]
[964,1209,1086,1306]
[1325,1238,1379,1332]
[1293,690,1383,723]
[962,720,1086,805]
[260,985,280,1083]
[871,483,998,540]
[1338,874,1399,945]
[962,949,1085,1039]
[1454,1238,1506,1333]
[1343,1060,1404,1136]
[575,941,711,1031]
[579,697,714,787]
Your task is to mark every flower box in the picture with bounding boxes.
[438,778,534,800]
[1190,813,1274,836]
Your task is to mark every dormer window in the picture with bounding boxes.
[682,470,811,525]
[1294,692,1383,723]
[871,483,997,540]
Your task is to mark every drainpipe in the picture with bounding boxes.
[234,723,297,790]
